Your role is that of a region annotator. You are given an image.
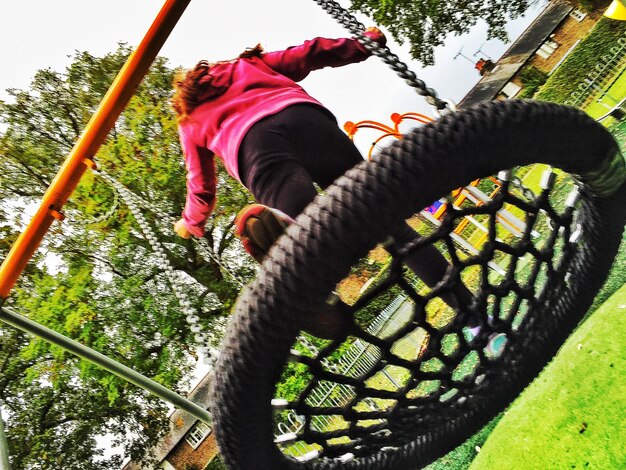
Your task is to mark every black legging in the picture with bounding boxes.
[239,104,473,309]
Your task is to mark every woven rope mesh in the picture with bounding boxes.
[212,100,625,470]
[273,164,579,462]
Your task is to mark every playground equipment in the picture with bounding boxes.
[346,113,530,226]
[211,2,626,469]
[345,112,533,273]
[0,0,624,469]
[213,98,625,469]
[605,0,626,20]
[0,0,217,447]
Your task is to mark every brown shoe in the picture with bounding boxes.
[235,204,292,263]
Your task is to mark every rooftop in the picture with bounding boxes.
[459,0,574,108]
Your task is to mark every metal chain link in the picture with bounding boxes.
[126,190,246,288]
[313,0,450,112]
[99,171,220,367]
[67,188,119,227]
[96,170,246,288]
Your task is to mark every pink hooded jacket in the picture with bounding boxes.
[179,32,384,236]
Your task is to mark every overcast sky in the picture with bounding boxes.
[1,0,548,138]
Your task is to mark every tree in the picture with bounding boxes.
[0,45,252,468]
[349,0,533,65]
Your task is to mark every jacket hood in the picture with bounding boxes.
[197,62,235,102]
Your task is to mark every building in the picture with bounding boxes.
[459,0,604,107]
[122,372,220,470]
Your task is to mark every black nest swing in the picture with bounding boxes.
[211,99,625,470]
[209,2,625,468]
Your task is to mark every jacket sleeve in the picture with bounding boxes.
[261,30,384,82]
[180,129,217,237]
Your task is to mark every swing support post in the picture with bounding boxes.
[0,304,212,425]
[0,0,191,300]
[0,404,9,470]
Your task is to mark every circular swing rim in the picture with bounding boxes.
[211,100,625,470]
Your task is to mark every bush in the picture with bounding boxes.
[517,66,548,99]
[535,17,626,103]
[578,0,611,13]
[204,456,228,470]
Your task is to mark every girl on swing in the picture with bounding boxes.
[172,28,475,338]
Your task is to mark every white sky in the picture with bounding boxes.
[0,0,548,133]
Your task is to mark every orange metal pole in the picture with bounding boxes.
[0,0,191,299]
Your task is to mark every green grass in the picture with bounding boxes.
[520,163,547,193]
[607,118,626,154]
[587,234,626,317]
[204,456,228,470]
[424,418,500,470]
[584,64,626,119]
[423,200,626,469]
[471,284,626,469]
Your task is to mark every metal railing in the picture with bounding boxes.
[275,295,416,457]
[564,34,626,108]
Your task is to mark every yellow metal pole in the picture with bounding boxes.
[0,0,191,299]
[605,0,626,20]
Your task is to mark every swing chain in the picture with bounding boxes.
[68,186,119,226]
[132,196,246,288]
[98,171,219,367]
[313,0,450,112]
[95,170,246,288]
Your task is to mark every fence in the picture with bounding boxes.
[564,33,626,108]
[275,294,415,460]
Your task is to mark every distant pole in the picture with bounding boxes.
[0,408,9,470]
[473,42,492,60]
[454,47,476,65]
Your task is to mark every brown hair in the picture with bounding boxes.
[172,44,265,122]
